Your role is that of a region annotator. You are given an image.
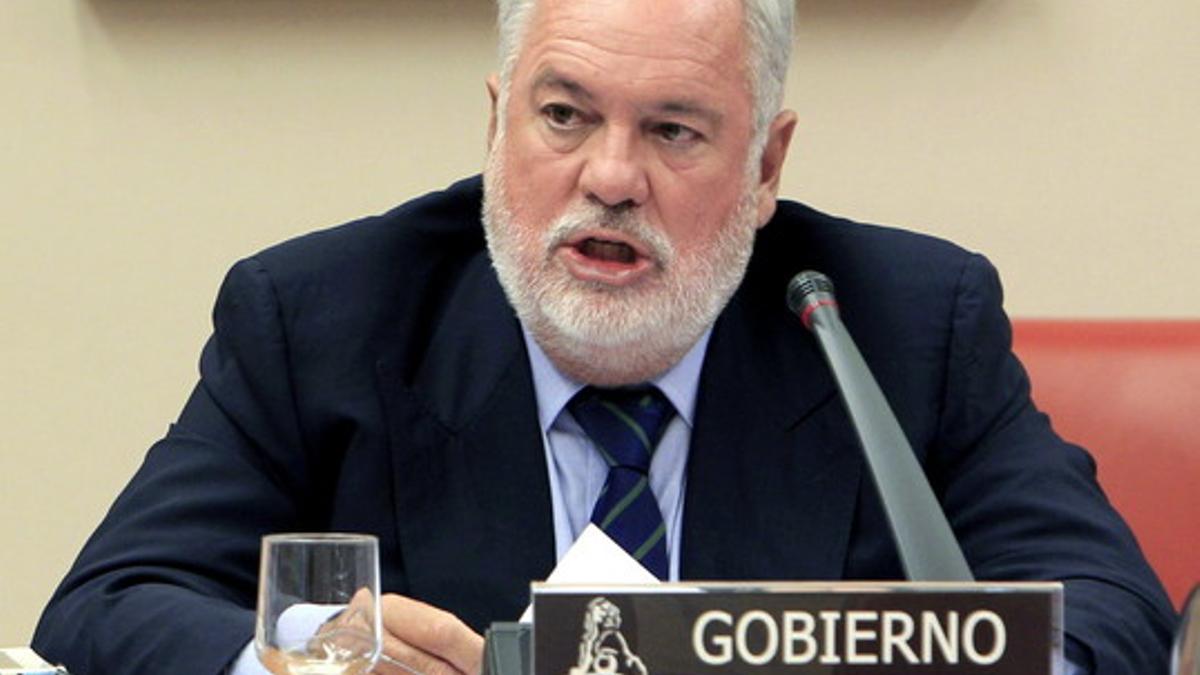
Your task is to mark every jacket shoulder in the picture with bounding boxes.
[209,176,490,373]
[764,200,976,277]
[750,200,986,318]
[250,175,486,284]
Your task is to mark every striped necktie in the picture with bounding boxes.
[568,386,675,579]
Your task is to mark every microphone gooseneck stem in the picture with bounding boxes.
[788,271,974,582]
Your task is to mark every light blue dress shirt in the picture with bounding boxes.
[523,327,712,582]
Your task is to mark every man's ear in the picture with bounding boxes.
[753,110,798,227]
[486,73,501,150]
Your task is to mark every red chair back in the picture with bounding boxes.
[1012,320,1200,609]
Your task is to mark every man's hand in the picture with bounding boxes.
[372,594,485,675]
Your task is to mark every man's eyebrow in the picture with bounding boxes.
[651,100,724,127]
[531,68,723,127]
[531,69,594,101]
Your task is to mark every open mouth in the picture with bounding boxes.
[576,237,638,264]
[557,231,656,286]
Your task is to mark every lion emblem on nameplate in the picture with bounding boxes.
[567,597,649,675]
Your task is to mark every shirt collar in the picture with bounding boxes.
[523,327,713,433]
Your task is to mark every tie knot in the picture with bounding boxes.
[568,386,675,471]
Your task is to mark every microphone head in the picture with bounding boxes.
[786,270,838,329]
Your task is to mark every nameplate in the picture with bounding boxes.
[532,581,1062,675]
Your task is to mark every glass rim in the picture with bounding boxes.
[261,532,378,545]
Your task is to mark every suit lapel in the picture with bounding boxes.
[376,254,555,631]
[681,260,865,582]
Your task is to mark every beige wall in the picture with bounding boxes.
[1,0,1196,646]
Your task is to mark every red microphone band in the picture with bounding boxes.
[800,299,838,330]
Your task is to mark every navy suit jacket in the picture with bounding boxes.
[34,176,1175,674]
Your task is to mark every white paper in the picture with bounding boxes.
[518,524,658,622]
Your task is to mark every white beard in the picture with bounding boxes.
[481,136,761,385]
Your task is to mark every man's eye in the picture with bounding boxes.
[542,104,582,129]
[653,122,701,145]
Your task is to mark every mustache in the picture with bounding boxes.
[543,203,675,265]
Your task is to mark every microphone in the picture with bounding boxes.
[787,270,974,582]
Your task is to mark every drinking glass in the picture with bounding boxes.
[255,533,382,675]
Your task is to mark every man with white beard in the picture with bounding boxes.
[33,0,1175,674]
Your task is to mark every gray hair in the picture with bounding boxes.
[494,0,794,147]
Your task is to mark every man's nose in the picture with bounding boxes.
[578,127,649,210]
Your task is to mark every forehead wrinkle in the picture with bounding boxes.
[528,35,730,83]
[533,0,745,54]
[522,37,737,111]
[543,18,737,75]
[512,0,755,139]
